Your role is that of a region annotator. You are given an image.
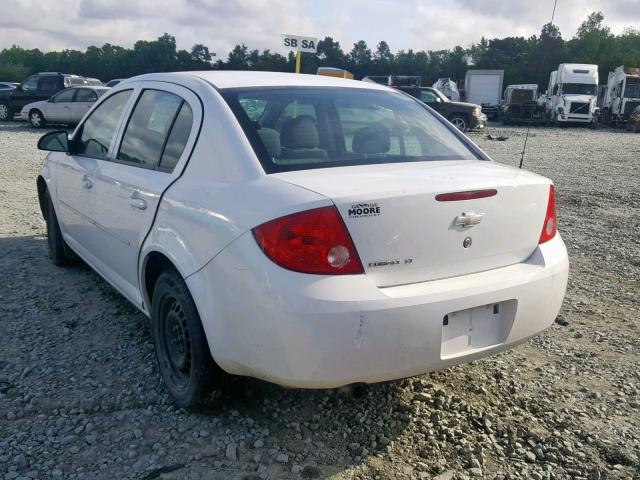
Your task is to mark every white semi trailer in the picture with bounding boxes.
[464,70,503,119]
[546,63,599,126]
[602,65,640,126]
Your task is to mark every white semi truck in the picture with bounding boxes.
[545,63,599,126]
[601,65,640,126]
[464,70,503,119]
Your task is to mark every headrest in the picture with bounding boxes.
[280,115,319,149]
[256,127,281,158]
[352,123,391,154]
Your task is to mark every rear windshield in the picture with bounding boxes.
[221,87,479,173]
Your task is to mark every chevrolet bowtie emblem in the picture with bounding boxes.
[455,212,484,228]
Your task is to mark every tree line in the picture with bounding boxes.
[1,12,639,89]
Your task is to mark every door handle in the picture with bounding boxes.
[81,176,93,189]
[129,196,147,210]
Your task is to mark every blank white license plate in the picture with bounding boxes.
[441,300,517,358]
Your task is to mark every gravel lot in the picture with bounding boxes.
[0,121,639,480]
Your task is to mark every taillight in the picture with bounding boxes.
[538,184,557,244]
[252,206,364,275]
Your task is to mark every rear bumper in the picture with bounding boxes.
[187,233,569,388]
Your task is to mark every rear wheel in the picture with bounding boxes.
[449,115,468,132]
[0,102,11,121]
[152,269,223,410]
[45,190,78,266]
[29,109,45,128]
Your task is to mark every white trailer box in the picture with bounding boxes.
[547,63,598,125]
[602,65,640,125]
[464,70,504,119]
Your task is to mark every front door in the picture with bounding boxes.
[45,88,75,123]
[89,84,198,306]
[11,75,40,111]
[56,89,134,260]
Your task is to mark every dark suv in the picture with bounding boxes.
[0,72,87,121]
[396,86,486,132]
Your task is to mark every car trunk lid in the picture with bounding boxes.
[273,160,551,287]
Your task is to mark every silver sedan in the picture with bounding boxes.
[20,86,110,128]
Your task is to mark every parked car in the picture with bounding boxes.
[0,72,86,121]
[105,78,124,87]
[19,86,110,127]
[626,105,640,132]
[396,85,486,131]
[36,72,569,409]
[84,77,104,86]
[0,82,19,91]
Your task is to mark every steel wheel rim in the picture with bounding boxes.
[452,118,466,131]
[159,295,192,392]
[30,112,41,127]
[0,104,8,120]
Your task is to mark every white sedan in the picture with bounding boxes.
[36,71,569,409]
[20,86,110,127]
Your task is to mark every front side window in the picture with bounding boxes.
[117,89,184,168]
[76,90,132,159]
[75,88,98,102]
[52,89,76,103]
[21,77,38,92]
[222,87,478,173]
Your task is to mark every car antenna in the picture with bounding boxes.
[520,0,558,169]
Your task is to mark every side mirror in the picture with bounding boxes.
[38,130,70,152]
[15,85,23,92]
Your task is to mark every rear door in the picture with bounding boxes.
[71,88,99,123]
[89,82,200,305]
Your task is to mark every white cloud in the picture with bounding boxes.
[410,0,640,50]
[1,0,639,57]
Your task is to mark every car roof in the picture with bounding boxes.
[64,86,110,90]
[125,71,391,91]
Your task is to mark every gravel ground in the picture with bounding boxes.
[0,121,639,480]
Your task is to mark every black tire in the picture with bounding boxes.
[449,115,468,132]
[45,190,78,266]
[152,269,222,410]
[0,102,11,121]
[29,109,45,128]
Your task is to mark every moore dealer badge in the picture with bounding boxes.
[348,202,381,218]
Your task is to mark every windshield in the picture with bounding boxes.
[624,79,640,98]
[222,87,479,173]
[562,83,597,96]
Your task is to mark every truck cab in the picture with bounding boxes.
[602,66,640,126]
[546,64,599,126]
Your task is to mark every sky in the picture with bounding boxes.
[1,0,639,57]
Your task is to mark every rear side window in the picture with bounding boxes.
[222,86,478,173]
[159,102,193,172]
[76,90,132,159]
[39,76,59,93]
[75,89,98,102]
[117,89,187,169]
